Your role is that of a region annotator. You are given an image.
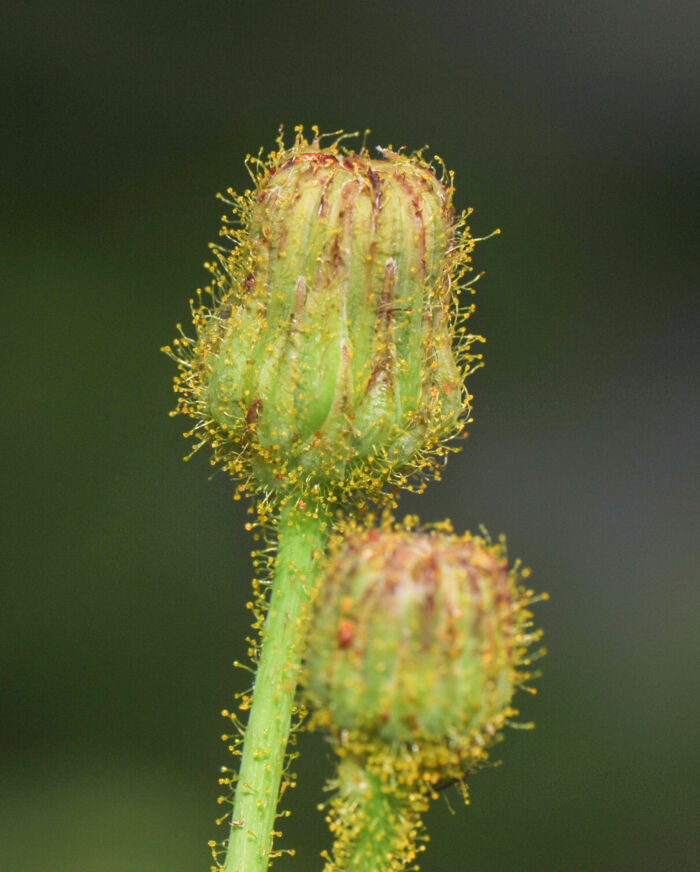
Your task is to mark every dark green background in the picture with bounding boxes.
[3,2,698,870]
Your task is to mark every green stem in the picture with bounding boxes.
[323,755,428,872]
[224,499,329,872]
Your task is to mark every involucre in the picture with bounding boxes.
[304,521,543,783]
[165,128,484,500]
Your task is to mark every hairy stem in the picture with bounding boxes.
[224,499,329,872]
[323,755,428,872]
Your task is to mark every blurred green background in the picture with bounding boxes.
[2,1,698,870]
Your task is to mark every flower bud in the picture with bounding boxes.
[166,128,483,497]
[303,522,542,780]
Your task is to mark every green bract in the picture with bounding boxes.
[304,522,541,780]
[166,129,482,499]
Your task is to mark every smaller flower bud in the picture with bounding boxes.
[304,521,543,782]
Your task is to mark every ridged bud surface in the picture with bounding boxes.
[304,523,541,778]
[166,130,483,497]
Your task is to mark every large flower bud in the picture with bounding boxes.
[166,129,483,497]
[303,522,543,780]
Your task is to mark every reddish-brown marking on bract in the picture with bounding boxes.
[317,172,336,217]
[342,155,364,173]
[367,166,381,192]
[337,619,355,648]
[279,152,339,171]
[246,399,262,425]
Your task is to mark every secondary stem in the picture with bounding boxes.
[224,498,329,872]
[323,754,427,872]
